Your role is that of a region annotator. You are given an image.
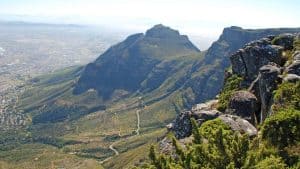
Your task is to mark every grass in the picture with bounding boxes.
[0,143,103,169]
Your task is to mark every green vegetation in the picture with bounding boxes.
[138,113,299,169]
[217,75,243,111]
[273,81,300,111]
[262,109,300,148]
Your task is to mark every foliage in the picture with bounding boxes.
[217,75,243,111]
[273,81,300,111]
[140,119,254,169]
[254,155,287,169]
[262,109,300,148]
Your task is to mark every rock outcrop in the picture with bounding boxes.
[230,33,299,122]
[218,114,258,137]
[227,90,258,124]
[230,37,283,82]
[168,100,221,139]
[258,64,281,122]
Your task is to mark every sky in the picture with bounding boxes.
[0,0,299,48]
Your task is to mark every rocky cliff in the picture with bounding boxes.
[168,33,300,139]
[190,26,300,104]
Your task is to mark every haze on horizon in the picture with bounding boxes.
[0,0,299,49]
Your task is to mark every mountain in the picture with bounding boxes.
[73,24,200,99]
[3,25,300,169]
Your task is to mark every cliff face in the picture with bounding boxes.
[169,33,300,139]
[190,27,300,104]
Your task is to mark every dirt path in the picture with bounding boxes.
[99,142,119,164]
[99,97,143,164]
[135,109,140,135]
[109,142,119,156]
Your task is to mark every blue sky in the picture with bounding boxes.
[0,0,299,37]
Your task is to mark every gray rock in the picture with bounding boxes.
[230,41,283,82]
[287,61,300,75]
[283,74,300,83]
[170,99,222,139]
[258,64,281,122]
[219,114,258,137]
[293,51,300,61]
[227,90,258,124]
[192,110,221,124]
[171,111,193,139]
[272,33,295,50]
[170,109,222,139]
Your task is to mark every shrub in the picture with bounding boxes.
[273,81,300,111]
[262,109,300,148]
[254,155,287,169]
[217,75,242,112]
[199,118,233,141]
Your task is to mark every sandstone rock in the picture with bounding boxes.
[258,64,281,122]
[192,110,221,124]
[219,114,258,137]
[171,111,193,139]
[293,51,300,61]
[230,41,283,82]
[192,99,218,111]
[170,99,222,139]
[287,61,300,75]
[272,33,295,50]
[227,90,258,124]
[283,74,300,83]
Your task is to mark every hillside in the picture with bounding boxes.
[140,33,300,169]
[1,26,300,169]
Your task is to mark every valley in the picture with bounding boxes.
[0,22,299,169]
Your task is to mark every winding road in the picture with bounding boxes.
[99,97,143,164]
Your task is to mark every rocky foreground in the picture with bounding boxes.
[163,33,300,150]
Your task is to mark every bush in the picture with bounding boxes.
[254,155,287,169]
[199,118,233,141]
[262,109,300,148]
[217,75,242,112]
[273,81,300,111]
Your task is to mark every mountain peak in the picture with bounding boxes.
[145,24,180,38]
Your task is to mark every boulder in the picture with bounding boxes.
[219,114,258,137]
[192,110,221,124]
[283,74,300,83]
[272,33,295,50]
[293,51,300,61]
[170,111,193,139]
[227,90,258,124]
[192,99,218,111]
[287,61,300,76]
[170,109,222,139]
[258,64,281,122]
